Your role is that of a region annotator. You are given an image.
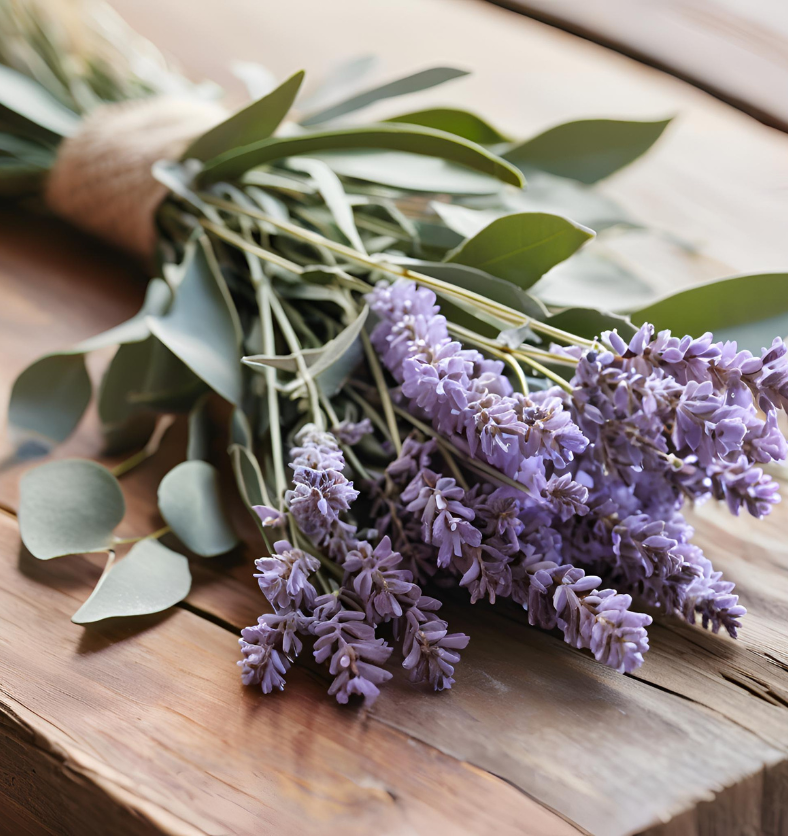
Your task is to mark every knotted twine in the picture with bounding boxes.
[45,96,227,260]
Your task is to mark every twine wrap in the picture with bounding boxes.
[45,96,226,259]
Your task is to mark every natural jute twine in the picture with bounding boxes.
[45,96,226,260]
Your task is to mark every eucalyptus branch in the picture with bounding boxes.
[199,194,596,347]
[111,415,176,477]
[268,290,325,431]
[113,525,172,546]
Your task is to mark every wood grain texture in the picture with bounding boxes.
[486,0,788,132]
[0,511,577,836]
[2,0,788,833]
[108,0,788,297]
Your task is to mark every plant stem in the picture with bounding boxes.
[318,391,372,482]
[360,331,402,456]
[113,526,171,546]
[255,280,288,506]
[446,323,530,394]
[111,415,176,478]
[199,194,595,347]
[268,290,325,431]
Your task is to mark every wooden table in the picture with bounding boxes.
[2,1,788,834]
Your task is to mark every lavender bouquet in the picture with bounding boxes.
[4,0,788,707]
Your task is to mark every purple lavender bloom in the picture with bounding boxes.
[287,466,359,539]
[332,418,374,445]
[312,610,393,706]
[343,536,418,622]
[254,540,320,610]
[707,455,781,518]
[252,505,287,528]
[238,621,290,692]
[402,597,470,691]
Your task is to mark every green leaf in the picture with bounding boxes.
[631,273,788,353]
[71,540,191,624]
[9,354,91,446]
[229,443,266,510]
[187,394,212,461]
[199,123,524,188]
[474,171,634,232]
[19,460,125,560]
[98,340,157,453]
[313,150,505,194]
[183,71,304,162]
[134,338,208,412]
[286,157,366,253]
[158,460,238,557]
[309,305,369,379]
[243,306,369,379]
[300,67,469,127]
[386,107,510,144]
[547,307,637,342]
[0,65,80,137]
[147,241,243,404]
[446,212,594,288]
[78,279,172,351]
[8,280,171,447]
[396,259,545,324]
[532,250,656,310]
[297,55,378,112]
[504,118,671,184]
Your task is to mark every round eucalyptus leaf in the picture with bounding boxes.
[72,540,191,624]
[158,460,238,557]
[9,353,91,446]
[19,459,125,560]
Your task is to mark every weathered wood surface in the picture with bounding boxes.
[487,0,788,131]
[2,0,788,834]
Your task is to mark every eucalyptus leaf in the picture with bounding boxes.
[385,107,510,144]
[158,460,238,557]
[300,67,469,127]
[532,250,656,310]
[492,172,635,232]
[230,407,254,448]
[98,339,157,453]
[0,64,80,137]
[631,273,788,353]
[309,305,369,378]
[134,338,208,412]
[147,241,243,404]
[231,61,277,99]
[547,307,637,341]
[187,394,212,461]
[446,212,594,288]
[297,55,378,113]
[394,258,546,322]
[244,306,368,379]
[19,459,125,560]
[229,443,267,510]
[71,540,191,624]
[309,150,506,195]
[286,157,366,253]
[199,123,524,188]
[8,279,171,446]
[184,71,304,162]
[9,353,91,446]
[505,118,671,184]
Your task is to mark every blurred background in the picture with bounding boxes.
[102,0,788,297]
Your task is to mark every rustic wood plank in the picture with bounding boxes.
[485,0,788,132]
[108,0,788,296]
[3,0,788,832]
[0,511,579,836]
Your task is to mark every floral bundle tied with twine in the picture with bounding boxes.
[3,0,788,707]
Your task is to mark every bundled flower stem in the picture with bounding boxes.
[5,0,786,710]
